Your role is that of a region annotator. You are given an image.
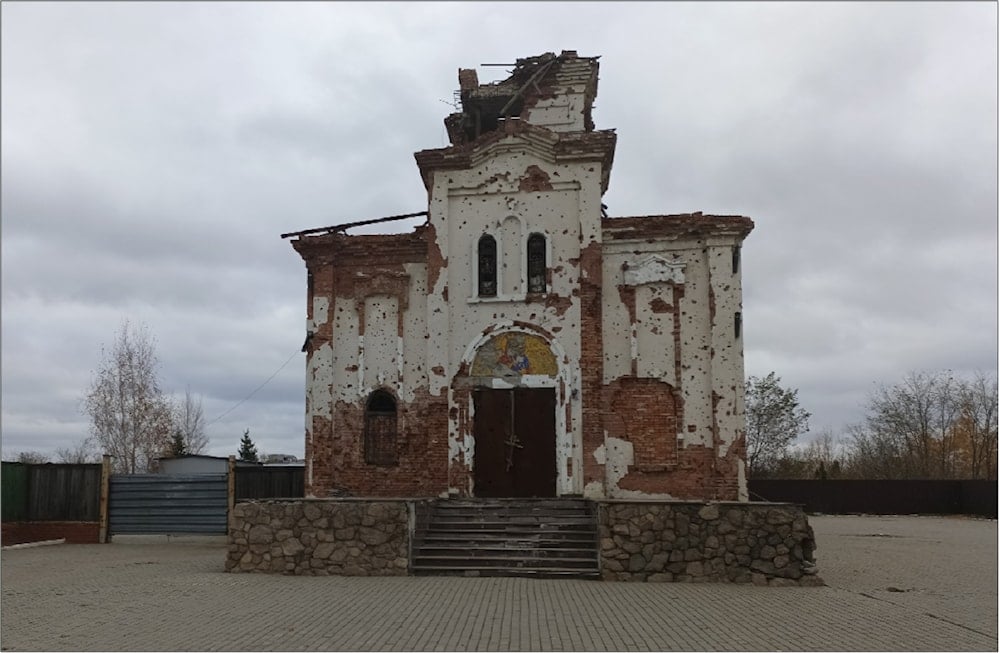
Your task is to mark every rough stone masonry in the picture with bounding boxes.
[599,501,822,585]
[226,500,408,576]
[227,499,822,585]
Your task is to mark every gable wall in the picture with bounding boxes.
[424,145,606,496]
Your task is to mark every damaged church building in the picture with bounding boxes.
[289,50,752,502]
[230,51,820,583]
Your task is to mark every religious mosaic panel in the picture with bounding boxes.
[471,333,557,378]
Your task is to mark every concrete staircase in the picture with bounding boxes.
[411,498,600,579]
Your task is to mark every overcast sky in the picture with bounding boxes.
[2,2,997,462]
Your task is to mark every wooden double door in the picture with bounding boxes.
[472,388,557,498]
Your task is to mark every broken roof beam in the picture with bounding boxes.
[498,57,558,118]
[280,211,429,239]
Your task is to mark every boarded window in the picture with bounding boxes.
[527,233,546,293]
[364,390,398,466]
[478,235,497,297]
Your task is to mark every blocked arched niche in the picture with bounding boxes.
[470,332,558,378]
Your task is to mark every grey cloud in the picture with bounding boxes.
[2,3,995,460]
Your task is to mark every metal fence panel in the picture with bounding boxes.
[958,480,998,518]
[27,464,102,521]
[1,462,28,522]
[235,467,304,500]
[109,474,228,535]
[749,479,998,517]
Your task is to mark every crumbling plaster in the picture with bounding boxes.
[598,229,749,500]
[289,51,753,502]
[429,148,604,497]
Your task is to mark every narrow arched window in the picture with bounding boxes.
[527,233,546,293]
[364,390,397,465]
[478,235,497,297]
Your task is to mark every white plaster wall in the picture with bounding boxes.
[601,281,632,383]
[500,215,522,296]
[400,262,429,404]
[599,234,747,496]
[427,141,607,496]
[706,240,746,462]
[635,284,675,379]
[331,295,360,402]
[310,263,429,411]
[362,295,399,392]
[308,297,335,415]
[678,245,714,447]
[525,100,578,132]
[525,90,589,132]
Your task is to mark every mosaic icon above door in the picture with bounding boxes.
[471,333,558,378]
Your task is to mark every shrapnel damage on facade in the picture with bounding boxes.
[284,51,755,503]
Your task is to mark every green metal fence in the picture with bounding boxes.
[2,462,102,523]
[1,462,29,522]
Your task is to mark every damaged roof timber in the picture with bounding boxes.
[280,211,429,240]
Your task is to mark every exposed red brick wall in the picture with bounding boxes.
[312,393,449,498]
[296,228,449,498]
[2,521,100,545]
[606,378,677,467]
[602,213,754,241]
[579,241,605,490]
[518,165,554,192]
[604,374,739,501]
[614,443,740,501]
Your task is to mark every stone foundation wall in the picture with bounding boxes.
[599,501,822,586]
[226,500,409,575]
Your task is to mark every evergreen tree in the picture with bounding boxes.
[237,429,259,462]
[168,429,187,457]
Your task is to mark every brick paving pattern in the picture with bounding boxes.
[1,515,995,651]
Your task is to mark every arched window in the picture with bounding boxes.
[527,233,546,293]
[364,390,397,466]
[478,235,497,297]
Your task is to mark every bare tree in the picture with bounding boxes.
[14,451,50,464]
[957,372,998,479]
[55,437,99,464]
[173,387,209,454]
[866,372,944,478]
[83,320,174,473]
[801,430,845,478]
[745,372,811,477]
[847,370,996,479]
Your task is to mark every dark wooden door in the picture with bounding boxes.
[472,388,556,497]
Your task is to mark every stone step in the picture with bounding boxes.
[422,517,595,527]
[436,499,590,509]
[415,545,598,558]
[433,503,594,512]
[415,533,595,546]
[411,554,599,569]
[423,511,593,518]
[411,565,601,580]
[412,498,600,580]
[414,531,594,544]
[425,519,595,529]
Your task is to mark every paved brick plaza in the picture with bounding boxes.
[1,515,996,651]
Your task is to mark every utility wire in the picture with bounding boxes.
[206,349,300,427]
